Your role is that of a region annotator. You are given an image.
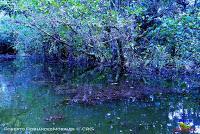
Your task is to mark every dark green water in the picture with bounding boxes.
[0,57,199,134]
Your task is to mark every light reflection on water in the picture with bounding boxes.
[0,75,13,108]
[0,58,199,133]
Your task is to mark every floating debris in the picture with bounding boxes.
[116,117,120,120]
[106,113,111,117]
[111,83,118,85]
[44,115,64,122]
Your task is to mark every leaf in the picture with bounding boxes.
[180,82,187,89]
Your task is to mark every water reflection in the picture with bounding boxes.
[0,58,199,133]
[168,99,200,133]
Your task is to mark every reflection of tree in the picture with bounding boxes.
[168,96,199,132]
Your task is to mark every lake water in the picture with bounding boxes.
[0,57,199,134]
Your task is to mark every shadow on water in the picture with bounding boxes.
[0,57,199,133]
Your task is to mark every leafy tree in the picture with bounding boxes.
[0,0,199,73]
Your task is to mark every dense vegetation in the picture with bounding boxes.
[0,0,199,73]
[0,1,199,133]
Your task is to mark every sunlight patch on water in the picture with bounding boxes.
[0,83,6,92]
[0,75,14,108]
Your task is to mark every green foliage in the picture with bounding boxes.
[0,0,199,72]
[147,8,199,69]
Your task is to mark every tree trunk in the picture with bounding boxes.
[117,39,125,71]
